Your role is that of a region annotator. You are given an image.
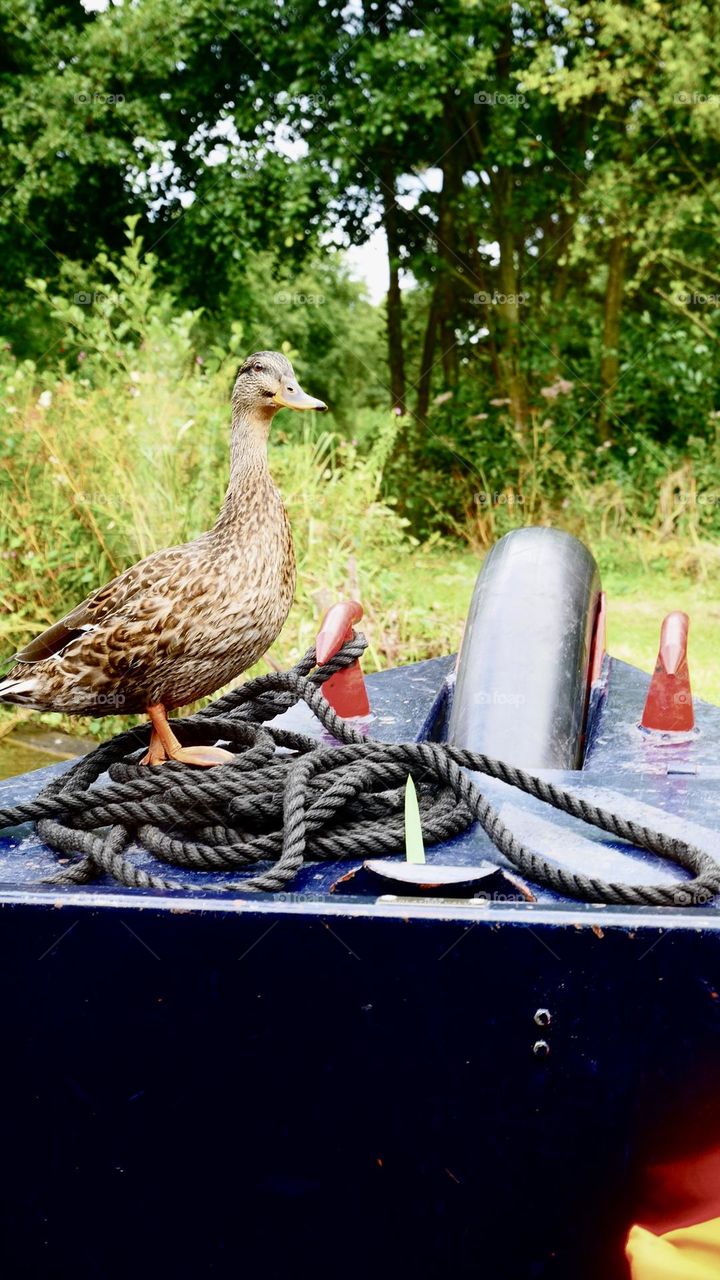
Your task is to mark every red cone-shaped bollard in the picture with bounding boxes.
[640,611,695,734]
[315,600,370,718]
[589,591,607,685]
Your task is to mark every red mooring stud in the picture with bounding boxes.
[589,591,607,685]
[640,611,695,734]
[315,600,370,718]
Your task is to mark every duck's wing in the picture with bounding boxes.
[12,546,189,665]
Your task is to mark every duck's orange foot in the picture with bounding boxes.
[140,703,235,768]
[166,744,235,768]
[140,736,169,766]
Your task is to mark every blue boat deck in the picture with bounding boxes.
[2,651,720,927]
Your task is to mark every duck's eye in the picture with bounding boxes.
[253,363,265,373]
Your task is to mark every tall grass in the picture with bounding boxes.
[447,411,720,583]
[1,225,450,733]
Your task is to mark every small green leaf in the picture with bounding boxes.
[404,775,425,865]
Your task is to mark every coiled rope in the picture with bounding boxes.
[0,634,718,906]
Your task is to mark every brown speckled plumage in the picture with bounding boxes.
[0,351,327,718]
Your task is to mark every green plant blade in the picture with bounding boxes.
[404,774,426,864]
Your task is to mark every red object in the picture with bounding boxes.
[315,601,370,718]
[635,1146,720,1236]
[640,611,695,733]
[589,591,607,685]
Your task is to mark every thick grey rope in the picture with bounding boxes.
[0,634,718,906]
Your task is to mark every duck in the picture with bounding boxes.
[0,351,327,766]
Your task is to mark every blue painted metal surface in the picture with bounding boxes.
[1,651,720,1277]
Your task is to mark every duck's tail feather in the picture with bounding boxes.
[0,674,39,703]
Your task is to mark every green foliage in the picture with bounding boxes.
[0,232,410,740]
[2,0,720,452]
[2,229,720,734]
[1,1,720,750]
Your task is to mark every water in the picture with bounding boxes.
[0,739,60,780]
[0,730,91,781]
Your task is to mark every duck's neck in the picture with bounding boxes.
[214,403,276,530]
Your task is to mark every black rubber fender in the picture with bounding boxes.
[447,527,601,769]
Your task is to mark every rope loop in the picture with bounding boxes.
[0,633,718,907]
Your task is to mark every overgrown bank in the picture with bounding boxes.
[2,231,720,737]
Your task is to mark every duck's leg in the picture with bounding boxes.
[140,703,235,767]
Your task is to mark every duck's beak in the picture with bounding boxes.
[272,380,328,412]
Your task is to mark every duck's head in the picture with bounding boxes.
[232,351,328,418]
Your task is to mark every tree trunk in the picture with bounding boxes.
[489,17,527,429]
[550,207,575,304]
[413,118,464,419]
[416,285,441,420]
[380,162,406,414]
[597,233,627,441]
[496,220,527,428]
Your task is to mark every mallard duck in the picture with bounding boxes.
[0,351,327,766]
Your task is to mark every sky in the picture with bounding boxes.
[344,170,446,304]
[345,230,389,304]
